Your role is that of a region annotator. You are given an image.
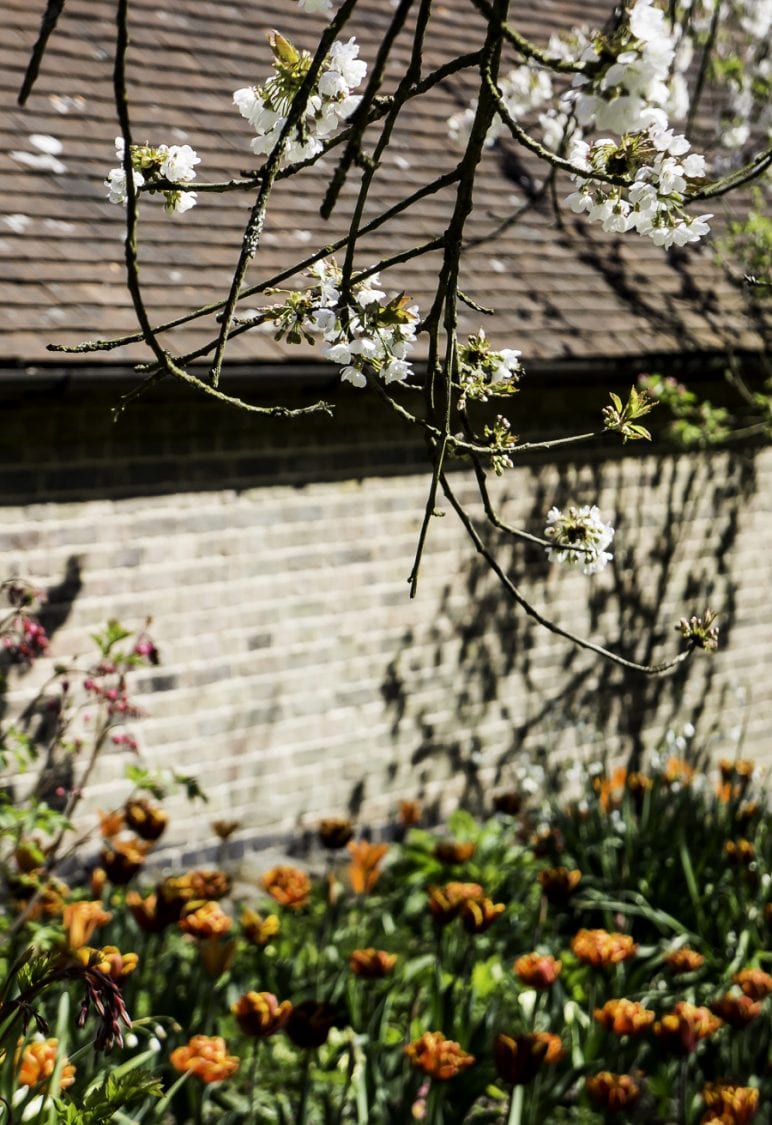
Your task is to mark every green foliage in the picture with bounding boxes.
[637,373,733,448]
[0,728,38,773]
[57,1069,163,1123]
[718,187,772,286]
[90,620,134,659]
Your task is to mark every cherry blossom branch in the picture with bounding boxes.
[17,0,65,106]
[209,0,362,387]
[687,146,772,202]
[339,0,429,303]
[686,0,722,136]
[485,73,634,188]
[48,171,461,356]
[499,21,594,74]
[114,0,175,380]
[408,1,508,597]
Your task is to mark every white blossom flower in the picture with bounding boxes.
[260,256,419,389]
[355,278,386,306]
[381,356,412,384]
[163,190,198,215]
[104,138,199,214]
[456,329,523,409]
[104,166,144,205]
[544,504,615,575]
[721,122,750,149]
[340,365,367,387]
[234,33,367,167]
[739,0,772,39]
[610,808,626,834]
[158,143,200,182]
[321,341,353,365]
[447,106,480,148]
[565,121,711,247]
[492,348,523,384]
[326,37,367,88]
[567,0,678,136]
[540,110,574,153]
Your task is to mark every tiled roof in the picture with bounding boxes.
[1,0,766,369]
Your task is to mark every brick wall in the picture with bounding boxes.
[1,372,769,862]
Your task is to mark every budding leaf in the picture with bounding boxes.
[602,386,657,442]
[269,31,300,66]
[379,294,415,326]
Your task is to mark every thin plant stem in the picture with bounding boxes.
[507,1084,524,1125]
[248,1038,260,1125]
[296,1049,313,1125]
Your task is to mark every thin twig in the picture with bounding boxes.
[49,171,462,356]
[321,0,419,220]
[441,473,695,675]
[687,146,772,202]
[408,0,508,597]
[17,0,65,105]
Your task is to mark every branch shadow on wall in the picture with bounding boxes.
[369,449,758,819]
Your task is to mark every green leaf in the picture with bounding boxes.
[172,772,208,803]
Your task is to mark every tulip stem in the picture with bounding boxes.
[426,1081,444,1125]
[678,1057,688,1125]
[507,1084,524,1125]
[297,1049,313,1125]
[248,1039,260,1125]
[334,1039,357,1124]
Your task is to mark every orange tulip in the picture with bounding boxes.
[179,900,233,938]
[433,840,475,864]
[663,947,705,973]
[653,1002,722,1055]
[571,929,638,967]
[594,999,655,1036]
[16,1038,76,1090]
[170,1035,239,1083]
[427,882,483,925]
[62,900,112,949]
[124,797,168,841]
[514,953,562,989]
[709,994,762,1029]
[347,841,388,894]
[405,1031,475,1081]
[493,1032,562,1086]
[241,908,280,946]
[349,948,398,978]
[261,865,312,909]
[538,867,582,906]
[318,817,354,849]
[734,968,772,1000]
[586,1071,642,1112]
[232,992,292,1037]
[701,1081,760,1124]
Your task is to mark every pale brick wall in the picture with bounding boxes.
[1,374,769,863]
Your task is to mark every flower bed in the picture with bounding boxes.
[1,745,769,1123]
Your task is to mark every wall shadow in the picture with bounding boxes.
[0,556,83,805]
[373,447,758,817]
